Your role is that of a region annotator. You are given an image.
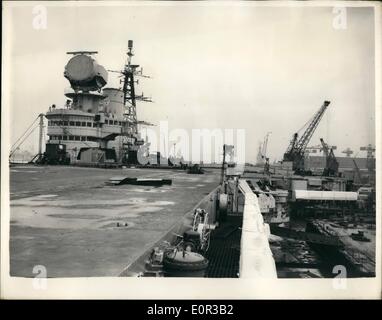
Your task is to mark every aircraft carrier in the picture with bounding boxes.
[9,41,376,279]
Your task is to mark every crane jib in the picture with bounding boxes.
[295,100,330,153]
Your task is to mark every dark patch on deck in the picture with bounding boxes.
[205,216,242,278]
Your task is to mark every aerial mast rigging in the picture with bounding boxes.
[121,40,152,136]
[108,40,153,164]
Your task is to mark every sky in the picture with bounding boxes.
[3,2,376,162]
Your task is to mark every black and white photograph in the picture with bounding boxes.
[1,1,380,299]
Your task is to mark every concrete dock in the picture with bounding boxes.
[9,165,220,277]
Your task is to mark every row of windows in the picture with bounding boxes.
[49,135,98,142]
[48,120,125,127]
[49,121,93,127]
[106,120,124,126]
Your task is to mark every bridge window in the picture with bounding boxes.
[69,121,75,126]
[75,136,80,141]
[63,121,68,126]
[68,136,74,141]
[81,122,86,127]
[87,122,92,127]
[81,136,86,141]
[75,121,81,126]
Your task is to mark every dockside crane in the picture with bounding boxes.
[360,144,376,186]
[261,132,271,160]
[342,148,354,157]
[305,144,323,155]
[320,138,339,177]
[261,132,271,173]
[352,157,363,185]
[283,100,330,174]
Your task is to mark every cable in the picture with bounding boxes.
[9,124,39,158]
[296,113,316,135]
[10,116,39,151]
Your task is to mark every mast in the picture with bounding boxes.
[108,40,153,164]
[221,145,227,185]
[122,40,152,137]
[124,40,138,135]
[38,113,45,161]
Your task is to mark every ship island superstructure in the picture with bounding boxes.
[43,41,149,166]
